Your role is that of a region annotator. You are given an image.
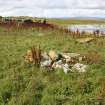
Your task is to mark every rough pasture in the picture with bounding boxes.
[0,26,105,105]
[0,18,105,104]
[0,19,104,39]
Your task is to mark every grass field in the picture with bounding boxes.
[48,19,105,26]
[0,21,105,105]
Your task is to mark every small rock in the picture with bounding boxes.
[49,50,58,61]
[52,60,63,69]
[62,64,70,74]
[62,54,71,63]
[41,52,50,60]
[61,53,81,63]
[72,63,87,72]
[56,60,63,65]
[78,56,86,62]
[52,63,62,69]
[62,53,80,58]
[41,59,52,67]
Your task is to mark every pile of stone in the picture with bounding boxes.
[25,49,88,74]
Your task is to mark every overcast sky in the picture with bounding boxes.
[0,0,105,18]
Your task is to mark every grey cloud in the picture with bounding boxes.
[0,0,105,17]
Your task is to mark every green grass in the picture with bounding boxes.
[0,27,105,105]
[48,19,105,26]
